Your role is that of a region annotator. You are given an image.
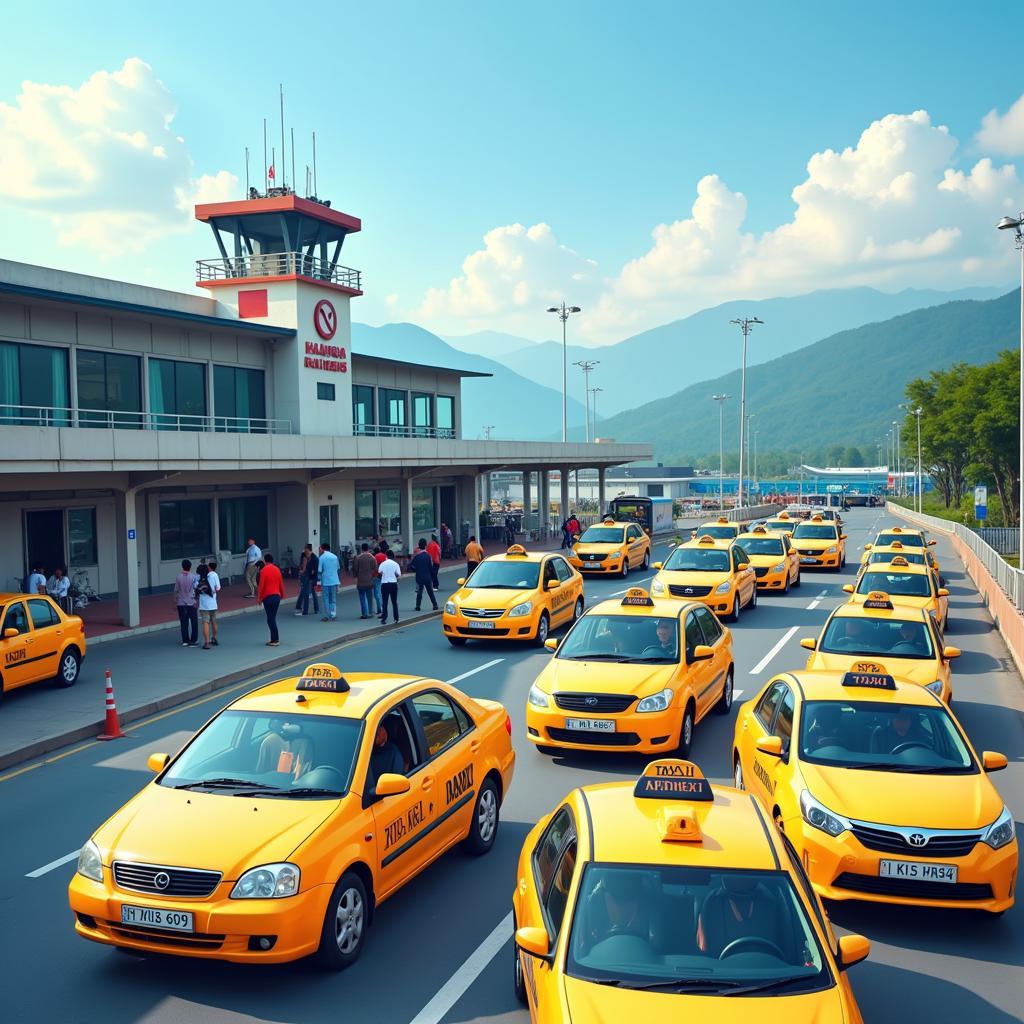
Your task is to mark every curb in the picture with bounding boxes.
[0,611,442,775]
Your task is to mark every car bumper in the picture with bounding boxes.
[68,871,333,963]
[792,823,1017,912]
[756,568,790,590]
[525,702,683,753]
[568,556,623,574]
[651,588,734,616]
[795,550,840,567]
[442,611,539,640]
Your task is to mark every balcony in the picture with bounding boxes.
[0,405,293,434]
[354,424,456,440]
[196,252,361,291]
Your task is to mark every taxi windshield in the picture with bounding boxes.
[578,526,626,544]
[857,571,931,598]
[764,520,793,532]
[567,864,829,995]
[159,710,361,797]
[740,537,785,555]
[869,550,926,566]
[557,614,679,663]
[818,616,935,660]
[876,532,925,548]
[465,560,540,589]
[799,700,975,773]
[664,547,731,573]
[695,524,737,539]
[792,524,837,540]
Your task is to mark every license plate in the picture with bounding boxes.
[581,563,601,570]
[879,860,957,883]
[468,620,496,630]
[565,718,615,732]
[800,557,817,564]
[120,904,194,932]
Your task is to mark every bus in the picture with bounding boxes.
[605,495,674,535]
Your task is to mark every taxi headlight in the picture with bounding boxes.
[231,862,301,899]
[610,549,623,559]
[651,579,665,595]
[77,839,103,882]
[528,684,550,708]
[799,790,851,838]
[826,546,838,554]
[772,561,787,573]
[982,806,1015,850]
[509,601,533,617]
[924,680,944,696]
[715,580,732,594]
[444,600,457,615]
[637,688,674,713]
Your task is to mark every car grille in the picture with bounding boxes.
[581,553,608,562]
[460,607,504,618]
[547,728,640,746]
[668,584,712,597]
[833,872,992,902]
[106,920,225,950]
[554,693,637,713]
[754,567,770,578]
[113,861,222,898]
[851,823,981,859]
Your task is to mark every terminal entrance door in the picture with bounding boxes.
[24,509,65,579]
[439,486,456,535]
[319,504,339,550]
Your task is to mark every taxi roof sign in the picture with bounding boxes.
[842,662,897,690]
[506,544,528,556]
[777,511,791,519]
[889,556,909,566]
[634,759,713,802]
[296,662,350,693]
[810,514,824,521]
[696,534,717,545]
[889,540,905,549]
[621,587,655,607]
[750,525,767,534]
[863,590,894,610]
[717,516,730,524]
[602,517,616,525]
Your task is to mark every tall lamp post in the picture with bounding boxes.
[997,212,1024,557]
[892,420,901,498]
[589,387,603,439]
[913,407,923,513]
[573,359,599,442]
[730,316,764,508]
[547,303,582,442]
[745,413,756,500]
[712,393,729,509]
[754,429,760,488]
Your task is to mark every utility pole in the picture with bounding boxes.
[574,360,599,443]
[730,317,764,508]
[996,213,1024,555]
[712,394,729,510]
[547,302,582,442]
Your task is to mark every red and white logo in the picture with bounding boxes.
[314,299,337,340]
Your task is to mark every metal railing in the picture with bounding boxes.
[887,502,1024,612]
[196,252,362,290]
[0,404,293,435]
[977,528,1019,555]
[354,424,456,439]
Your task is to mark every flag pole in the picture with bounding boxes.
[279,84,286,189]
[263,119,267,194]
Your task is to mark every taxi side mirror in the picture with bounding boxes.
[651,562,663,570]
[799,638,816,650]
[755,736,784,758]
[737,562,750,572]
[546,579,560,590]
[863,544,872,551]
[928,540,937,546]
[837,933,870,970]
[374,773,411,798]
[982,751,1008,772]
[842,584,854,593]
[146,752,170,773]
[840,534,848,540]
[2,627,17,640]
[690,644,714,662]
[544,638,560,652]
[938,588,949,597]
[515,926,551,959]
[456,578,466,587]
[942,645,961,660]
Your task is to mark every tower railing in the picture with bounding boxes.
[196,252,361,290]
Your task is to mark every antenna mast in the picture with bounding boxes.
[263,119,268,193]
[312,131,318,197]
[279,84,286,189]
[291,127,296,196]
[244,146,249,197]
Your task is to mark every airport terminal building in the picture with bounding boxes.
[0,192,649,625]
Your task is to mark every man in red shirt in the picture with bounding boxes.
[257,552,285,646]
[426,534,442,588]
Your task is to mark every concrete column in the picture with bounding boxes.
[115,488,140,627]
[559,465,570,528]
[401,474,414,554]
[459,474,479,547]
[484,471,493,509]
[598,466,607,516]
[521,470,532,539]
[574,469,580,507]
[539,470,550,539]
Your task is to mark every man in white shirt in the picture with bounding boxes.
[244,538,263,598]
[47,568,71,611]
[27,564,46,595]
[378,550,402,625]
[197,563,222,648]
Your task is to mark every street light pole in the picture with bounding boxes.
[712,394,729,510]
[997,213,1024,557]
[914,407,923,513]
[546,302,582,443]
[574,359,599,443]
[754,429,760,486]
[730,316,764,508]
[589,386,603,437]
[892,420,900,498]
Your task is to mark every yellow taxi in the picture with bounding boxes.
[69,662,515,967]
[443,545,585,647]
[862,526,939,573]
[650,535,757,622]
[567,518,651,579]
[858,539,930,573]
[732,669,1016,915]
[736,526,801,593]
[0,592,86,695]
[763,511,797,535]
[790,516,846,571]
[526,587,734,758]
[511,760,869,1021]
[844,557,949,632]
[688,516,741,542]
[800,594,960,702]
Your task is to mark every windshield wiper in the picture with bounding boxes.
[240,786,344,798]
[630,655,677,663]
[567,653,628,661]
[173,777,269,791]
[616,978,746,993]
[716,974,812,997]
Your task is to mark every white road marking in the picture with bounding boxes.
[733,689,744,698]
[409,911,513,1024]
[749,626,799,675]
[610,575,655,596]
[446,659,505,686]
[806,589,830,611]
[26,850,79,878]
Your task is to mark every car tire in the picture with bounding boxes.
[621,559,629,580]
[733,755,744,790]
[55,648,81,688]
[532,613,550,648]
[676,704,695,757]
[512,913,528,1005]
[447,636,467,647]
[749,586,757,611]
[571,597,584,623]
[463,777,500,856]
[728,595,740,623]
[714,668,734,715]
[642,550,650,570]
[315,871,369,971]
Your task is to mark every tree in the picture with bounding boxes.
[844,446,864,467]
[969,351,1020,527]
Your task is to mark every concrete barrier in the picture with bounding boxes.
[673,504,784,533]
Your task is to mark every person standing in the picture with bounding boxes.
[243,537,262,598]
[464,535,484,578]
[409,539,438,611]
[196,563,220,649]
[295,543,320,617]
[27,563,46,595]
[258,552,285,647]
[354,543,378,619]
[440,522,454,560]
[318,542,341,622]
[173,559,198,647]
[373,543,386,616]
[560,515,573,549]
[378,548,402,624]
[426,534,442,589]
[47,567,71,611]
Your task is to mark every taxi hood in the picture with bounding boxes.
[92,783,341,880]
[539,658,675,696]
[801,761,1001,829]
[563,976,843,1022]
[457,586,533,608]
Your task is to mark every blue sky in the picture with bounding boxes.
[2,1,1024,343]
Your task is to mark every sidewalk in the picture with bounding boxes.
[0,537,565,772]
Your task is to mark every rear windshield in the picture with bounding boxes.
[876,532,925,548]
[819,616,935,660]
[869,550,926,566]
[695,525,737,539]
[857,571,931,598]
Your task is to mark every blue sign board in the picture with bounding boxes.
[974,485,987,522]
[128,528,136,540]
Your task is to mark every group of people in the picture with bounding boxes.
[25,564,72,609]
[560,513,582,549]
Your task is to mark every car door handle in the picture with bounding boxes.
[471,739,482,753]
[421,775,434,791]
[519,877,528,893]
[24,637,35,645]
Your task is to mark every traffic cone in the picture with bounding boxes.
[97,669,123,741]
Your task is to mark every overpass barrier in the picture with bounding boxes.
[674,504,784,533]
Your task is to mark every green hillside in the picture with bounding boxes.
[596,290,1020,460]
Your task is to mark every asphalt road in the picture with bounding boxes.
[2,508,1021,1023]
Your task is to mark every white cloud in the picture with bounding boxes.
[0,58,237,255]
[977,95,1024,156]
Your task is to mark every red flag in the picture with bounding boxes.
[268,164,275,181]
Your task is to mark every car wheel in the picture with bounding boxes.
[532,613,550,647]
[315,872,369,971]
[714,668,734,715]
[728,595,740,623]
[447,636,467,647]
[733,755,744,791]
[782,572,790,594]
[571,597,584,623]
[676,704,695,757]
[749,586,757,611]
[463,777,500,856]
[55,648,80,688]
[512,913,528,1005]
[642,550,650,570]
[621,559,630,580]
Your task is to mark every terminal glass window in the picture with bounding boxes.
[218,496,269,554]
[76,350,142,428]
[159,500,213,561]
[379,488,401,534]
[317,382,336,401]
[148,358,206,430]
[68,508,97,565]
[412,392,433,436]
[378,388,407,436]
[352,385,374,434]
[437,395,455,438]
[213,366,266,431]
[0,341,70,426]
[412,487,436,532]
[355,489,376,540]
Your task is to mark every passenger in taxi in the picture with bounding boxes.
[871,707,932,755]
[368,721,405,787]
[697,876,794,959]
